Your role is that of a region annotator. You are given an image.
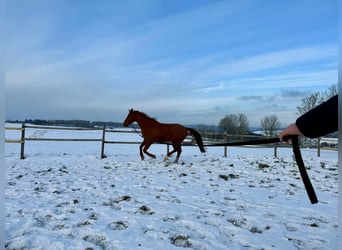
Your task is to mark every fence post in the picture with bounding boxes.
[223,133,228,157]
[274,143,277,158]
[317,137,320,157]
[101,125,106,158]
[20,123,25,159]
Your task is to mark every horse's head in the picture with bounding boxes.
[123,108,136,127]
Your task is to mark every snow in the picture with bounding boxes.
[5,124,338,249]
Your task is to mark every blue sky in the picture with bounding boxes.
[5,0,337,127]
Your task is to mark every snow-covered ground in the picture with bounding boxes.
[5,124,338,249]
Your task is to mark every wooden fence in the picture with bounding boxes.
[5,124,126,159]
[5,124,332,159]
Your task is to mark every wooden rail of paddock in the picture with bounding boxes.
[5,124,330,159]
[5,124,163,159]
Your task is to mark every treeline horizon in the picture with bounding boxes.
[6,119,124,129]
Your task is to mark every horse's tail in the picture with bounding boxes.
[187,128,206,153]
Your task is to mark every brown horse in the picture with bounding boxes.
[123,109,205,162]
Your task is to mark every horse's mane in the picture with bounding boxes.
[135,110,157,121]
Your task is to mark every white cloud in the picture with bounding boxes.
[5,1,337,126]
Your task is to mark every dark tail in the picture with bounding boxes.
[187,128,206,153]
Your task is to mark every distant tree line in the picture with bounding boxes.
[6,119,124,128]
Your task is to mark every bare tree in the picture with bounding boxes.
[219,114,249,135]
[260,115,281,137]
[296,92,322,116]
[237,113,249,135]
[297,85,337,115]
[323,85,338,99]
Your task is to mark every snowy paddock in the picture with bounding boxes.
[5,125,338,249]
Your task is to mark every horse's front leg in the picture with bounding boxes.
[139,141,145,160]
[142,141,156,159]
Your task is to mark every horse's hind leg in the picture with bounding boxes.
[174,144,182,163]
[165,143,182,163]
[164,143,179,161]
[165,148,176,161]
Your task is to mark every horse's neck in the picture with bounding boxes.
[136,114,158,130]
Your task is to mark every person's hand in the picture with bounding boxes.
[279,123,303,143]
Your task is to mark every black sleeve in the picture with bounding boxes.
[295,95,338,138]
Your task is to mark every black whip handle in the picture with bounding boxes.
[290,135,318,204]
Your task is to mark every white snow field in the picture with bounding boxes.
[5,124,338,249]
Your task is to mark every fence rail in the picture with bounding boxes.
[25,138,102,142]
[5,123,333,159]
